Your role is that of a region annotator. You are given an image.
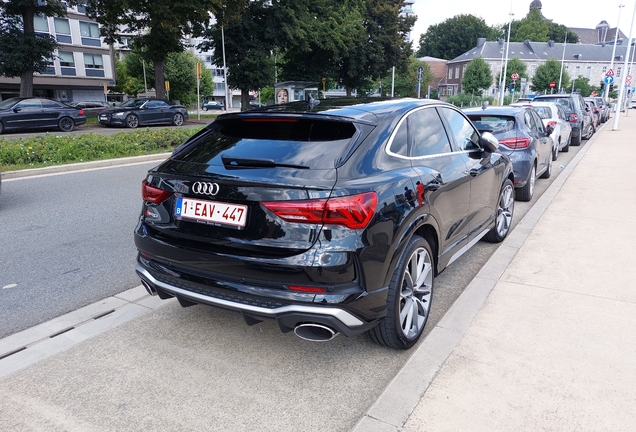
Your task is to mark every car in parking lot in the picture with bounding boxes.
[0,97,86,135]
[588,96,609,123]
[202,100,223,111]
[522,101,572,159]
[69,100,109,118]
[585,100,600,133]
[98,98,188,128]
[533,93,592,145]
[464,105,554,202]
[134,98,515,350]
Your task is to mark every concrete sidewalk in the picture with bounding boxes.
[355,116,636,431]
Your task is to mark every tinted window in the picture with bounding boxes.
[389,119,408,156]
[147,100,169,109]
[532,106,552,120]
[173,118,357,170]
[467,115,515,134]
[537,97,573,111]
[408,108,451,157]
[41,99,63,109]
[16,100,42,110]
[438,107,480,151]
[525,110,543,134]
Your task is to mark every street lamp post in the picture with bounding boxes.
[613,0,636,130]
[558,33,567,92]
[499,6,514,106]
[606,2,626,101]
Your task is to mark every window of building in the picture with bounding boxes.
[602,66,607,74]
[575,66,580,76]
[120,36,132,47]
[83,53,103,68]
[215,82,226,91]
[586,66,592,78]
[58,51,75,67]
[54,18,71,43]
[617,67,622,77]
[80,21,99,38]
[77,3,86,13]
[34,15,49,33]
[455,66,459,79]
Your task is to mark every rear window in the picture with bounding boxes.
[467,115,515,134]
[173,118,358,169]
[537,97,572,111]
[532,106,552,119]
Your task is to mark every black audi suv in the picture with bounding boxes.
[134,98,515,349]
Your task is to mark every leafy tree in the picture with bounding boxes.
[496,57,528,88]
[512,7,549,42]
[571,77,593,97]
[85,0,222,100]
[462,56,493,95]
[416,14,498,60]
[165,50,215,105]
[199,0,276,109]
[381,58,433,98]
[0,0,66,97]
[547,21,579,44]
[531,58,569,93]
[112,56,145,96]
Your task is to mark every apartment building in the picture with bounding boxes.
[0,3,114,102]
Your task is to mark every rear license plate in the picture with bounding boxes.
[175,197,248,228]
[99,114,108,120]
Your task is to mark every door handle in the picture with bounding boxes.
[425,181,441,192]
[469,168,480,177]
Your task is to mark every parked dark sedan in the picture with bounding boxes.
[98,98,188,128]
[134,98,515,350]
[69,100,109,118]
[464,105,554,202]
[0,97,86,135]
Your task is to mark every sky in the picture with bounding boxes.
[410,0,635,45]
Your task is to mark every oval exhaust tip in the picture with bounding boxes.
[140,279,157,296]
[294,324,339,342]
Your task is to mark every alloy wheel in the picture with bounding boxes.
[398,246,433,340]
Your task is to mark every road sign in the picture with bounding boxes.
[604,75,615,84]
[549,81,555,88]
[511,72,519,81]
[606,69,614,77]
[626,75,632,86]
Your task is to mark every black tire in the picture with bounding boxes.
[58,117,74,132]
[202,106,208,111]
[516,164,535,202]
[172,113,184,126]
[540,155,552,179]
[562,135,570,153]
[368,236,434,350]
[571,130,582,146]
[125,114,139,128]
[485,179,514,243]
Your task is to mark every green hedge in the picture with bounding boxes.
[0,127,202,171]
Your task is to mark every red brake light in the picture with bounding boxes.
[568,113,578,123]
[262,192,378,229]
[142,179,173,204]
[498,137,531,149]
[78,109,85,115]
[547,121,557,128]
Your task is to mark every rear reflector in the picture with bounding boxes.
[262,192,377,229]
[289,285,327,293]
[142,179,173,204]
[497,137,531,149]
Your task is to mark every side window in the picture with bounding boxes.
[16,100,43,110]
[530,111,545,133]
[408,108,452,157]
[388,118,408,156]
[524,111,541,134]
[438,107,480,151]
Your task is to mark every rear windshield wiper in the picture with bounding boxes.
[221,155,309,169]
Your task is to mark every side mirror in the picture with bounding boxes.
[479,132,499,153]
[13,107,21,113]
[585,106,590,112]
[545,124,555,136]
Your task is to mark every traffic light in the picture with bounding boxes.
[600,81,605,92]
[509,82,515,92]
[610,84,614,93]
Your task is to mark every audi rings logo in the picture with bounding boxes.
[192,182,220,196]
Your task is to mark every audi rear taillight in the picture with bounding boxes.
[497,137,531,149]
[262,192,378,229]
[142,179,173,204]
[568,113,578,124]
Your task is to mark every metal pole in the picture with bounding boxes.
[391,66,395,97]
[142,60,148,95]
[613,0,636,130]
[499,5,514,106]
[221,25,230,111]
[606,2,626,101]
[558,33,567,92]
[627,42,635,116]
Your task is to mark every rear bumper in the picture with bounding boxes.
[136,264,379,337]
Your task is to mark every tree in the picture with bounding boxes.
[85,0,222,100]
[199,0,276,109]
[512,7,549,42]
[165,50,214,106]
[0,0,66,97]
[381,58,433,98]
[496,57,528,88]
[571,77,593,97]
[547,22,579,44]
[531,58,569,93]
[112,56,146,96]
[416,14,498,60]
[461,56,492,95]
